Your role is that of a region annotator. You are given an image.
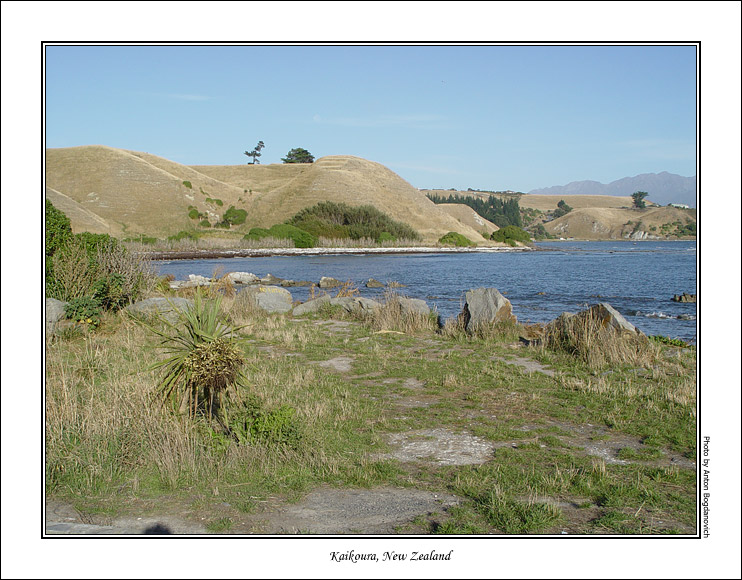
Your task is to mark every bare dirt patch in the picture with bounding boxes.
[379,428,495,466]
[238,486,460,534]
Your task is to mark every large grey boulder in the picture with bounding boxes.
[227,272,259,285]
[460,288,516,333]
[240,286,293,314]
[292,294,332,316]
[398,297,430,317]
[125,297,195,323]
[46,298,68,335]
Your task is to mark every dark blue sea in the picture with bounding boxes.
[154,241,697,343]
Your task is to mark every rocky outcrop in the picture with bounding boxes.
[366,278,384,288]
[672,293,696,303]
[459,288,516,333]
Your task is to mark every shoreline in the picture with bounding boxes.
[140,245,535,261]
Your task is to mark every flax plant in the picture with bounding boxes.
[141,290,246,421]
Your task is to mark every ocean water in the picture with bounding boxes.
[154,241,697,343]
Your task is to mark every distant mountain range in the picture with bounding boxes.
[529,172,696,207]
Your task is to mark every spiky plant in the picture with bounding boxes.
[143,291,246,420]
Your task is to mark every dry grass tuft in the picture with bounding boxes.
[541,309,658,370]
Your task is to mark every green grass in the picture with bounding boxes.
[45,290,696,534]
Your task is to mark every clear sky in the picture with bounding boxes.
[45,43,697,192]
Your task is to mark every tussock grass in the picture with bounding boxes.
[363,291,439,335]
[540,309,659,370]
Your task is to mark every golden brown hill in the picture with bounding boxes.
[45,186,122,235]
[45,145,246,236]
[46,147,494,243]
[436,204,499,237]
[192,156,492,243]
[544,206,696,240]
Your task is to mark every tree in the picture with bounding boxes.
[552,199,573,219]
[244,140,265,164]
[281,147,315,164]
[632,191,649,209]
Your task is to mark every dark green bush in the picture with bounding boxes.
[199,219,211,228]
[288,201,421,241]
[244,225,316,248]
[228,395,302,448]
[183,181,193,189]
[188,208,200,220]
[491,225,532,246]
[45,200,73,295]
[223,206,247,226]
[377,231,396,244]
[438,231,476,247]
[123,234,157,245]
[167,230,200,242]
[64,296,103,327]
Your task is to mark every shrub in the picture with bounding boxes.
[377,231,396,244]
[244,224,316,248]
[45,200,73,296]
[167,230,200,242]
[49,233,154,306]
[188,208,200,220]
[222,206,247,226]
[199,219,211,228]
[123,234,157,245]
[288,201,421,242]
[64,296,103,327]
[227,395,302,448]
[438,231,476,247]
[491,225,532,246]
[182,181,193,189]
[143,291,246,420]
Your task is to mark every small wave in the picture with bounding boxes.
[631,311,696,321]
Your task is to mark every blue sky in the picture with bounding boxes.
[45,44,697,192]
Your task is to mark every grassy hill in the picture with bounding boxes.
[46,147,493,243]
[436,203,499,237]
[544,206,696,240]
[193,156,491,243]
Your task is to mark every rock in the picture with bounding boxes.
[239,286,293,313]
[319,276,342,289]
[355,297,382,313]
[280,279,313,288]
[292,294,332,316]
[366,278,384,288]
[46,298,68,334]
[398,297,430,317]
[186,274,211,287]
[125,297,195,323]
[459,288,516,333]
[672,293,696,303]
[548,303,640,335]
[260,273,284,285]
[227,272,259,285]
[329,297,357,312]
